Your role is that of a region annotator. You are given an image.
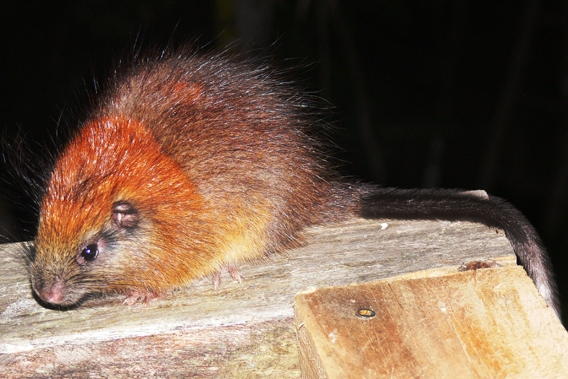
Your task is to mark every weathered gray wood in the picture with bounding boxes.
[0,218,516,377]
[1,318,302,378]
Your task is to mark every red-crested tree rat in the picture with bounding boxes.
[29,50,559,317]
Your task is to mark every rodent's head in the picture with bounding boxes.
[31,199,141,306]
[30,117,205,307]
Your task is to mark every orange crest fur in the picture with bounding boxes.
[35,117,219,292]
[30,53,350,305]
[28,51,558,316]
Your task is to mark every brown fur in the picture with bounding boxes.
[31,53,356,305]
[30,51,558,317]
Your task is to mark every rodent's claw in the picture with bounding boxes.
[212,262,242,289]
[212,272,221,289]
[228,262,243,282]
[123,289,167,305]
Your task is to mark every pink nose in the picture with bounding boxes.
[40,288,63,303]
[37,278,66,304]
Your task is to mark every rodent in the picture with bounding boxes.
[29,50,559,318]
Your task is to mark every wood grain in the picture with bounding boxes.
[0,218,518,377]
[295,266,567,379]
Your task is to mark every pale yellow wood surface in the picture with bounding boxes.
[0,218,517,377]
[295,266,568,379]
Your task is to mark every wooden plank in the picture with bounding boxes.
[294,266,568,379]
[0,218,517,377]
[1,319,301,378]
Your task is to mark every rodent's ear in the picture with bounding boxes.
[112,201,139,229]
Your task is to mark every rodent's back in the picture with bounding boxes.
[100,54,346,256]
[31,53,350,305]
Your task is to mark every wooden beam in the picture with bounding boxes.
[0,218,518,377]
[295,266,567,379]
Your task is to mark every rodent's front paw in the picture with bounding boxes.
[123,289,167,305]
[212,262,242,289]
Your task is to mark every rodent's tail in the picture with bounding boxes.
[357,187,560,319]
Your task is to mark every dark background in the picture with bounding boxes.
[1,0,567,321]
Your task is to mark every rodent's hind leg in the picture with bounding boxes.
[123,289,169,305]
[212,262,242,289]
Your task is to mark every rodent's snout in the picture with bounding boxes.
[30,263,87,307]
[33,275,66,304]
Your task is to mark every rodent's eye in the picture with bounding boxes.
[81,244,99,262]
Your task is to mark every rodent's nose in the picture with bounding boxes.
[36,277,66,304]
[39,288,63,303]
